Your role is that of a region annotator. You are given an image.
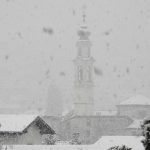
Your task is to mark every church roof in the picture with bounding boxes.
[119,95,150,105]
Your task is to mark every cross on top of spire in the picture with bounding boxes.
[82,4,87,24]
[77,4,90,40]
[82,13,86,23]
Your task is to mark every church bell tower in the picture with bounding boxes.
[73,14,95,116]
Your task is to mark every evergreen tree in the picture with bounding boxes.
[141,119,150,150]
[108,145,132,150]
[69,132,81,145]
[43,134,57,145]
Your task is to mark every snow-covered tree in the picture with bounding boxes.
[107,145,132,150]
[141,119,150,150]
[42,134,58,145]
[69,132,81,145]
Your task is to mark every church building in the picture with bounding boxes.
[73,17,95,116]
[43,14,150,144]
[58,17,133,144]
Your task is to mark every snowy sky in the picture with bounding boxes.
[0,0,150,113]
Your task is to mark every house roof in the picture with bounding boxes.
[0,115,55,134]
[94,136,144,150]
[0,115,37,132]
[119,95,150,105]
[127,120,143,129]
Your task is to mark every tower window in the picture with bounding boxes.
[86,130,90,137]
[86,67,91,81]
[78,66,83,81]
[86,118,91,127]
[78,48,82,57]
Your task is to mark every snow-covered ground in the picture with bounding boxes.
[1,136,144,150]
[2,145,93,150]
[94,136,144,150]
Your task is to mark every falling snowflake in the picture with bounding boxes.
[117,74,121,78]
[17,32,23,39]
[45,69,50,76]
[5,0,14,2]
[113,66,117,72]
[138,25,142,29]
[5,55,9,60]
[102,29,113,36]
[106,42,110,49]
[72,9,76,16]
[140,66,144,69]
[133,88,137,92]
[38,81,42,85]
[58,44,62,48]
[43,27,54,35]
[113,94,117,98]
[94,67,103,76]
[50,56,53,61]
[105,62,109,66]
[136,44,140,49]
[126,67,130,74]
[60,72,66,76]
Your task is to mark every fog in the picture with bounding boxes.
[0,0,150,113]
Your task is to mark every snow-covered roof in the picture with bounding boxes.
[94,136,144,150]
[0,102,22,109]
[0,115,37,132]
[119,95,150,105]
[127,120,143,129]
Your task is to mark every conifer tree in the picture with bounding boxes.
[108,145,132,150]
[141,119,150,150]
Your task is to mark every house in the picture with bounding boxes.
[42,95,150,144]
[0,115,55,145]
[60,115,132,144]
[126,119,143,136]
[42,116,62,139]
[94,136,144,150]
[117,95,150,119]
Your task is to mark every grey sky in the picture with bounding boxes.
[0,0,150,113]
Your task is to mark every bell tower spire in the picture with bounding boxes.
[73,10,95,116]
[82,5,86,24]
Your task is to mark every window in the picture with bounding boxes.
[86,67,91,81]
[86,118,91,127]
[86,130,90,137]
[27,142,33,145]
[78,66,83,81]
[138,110,146,118]
[66,122,70,129]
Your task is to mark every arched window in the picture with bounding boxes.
[78,66,83,81]
[86,67,91,81]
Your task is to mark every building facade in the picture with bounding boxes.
[0,115,55,145]
[42,18,150,145]
[117,95,150,119]
[73,21,95,116]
